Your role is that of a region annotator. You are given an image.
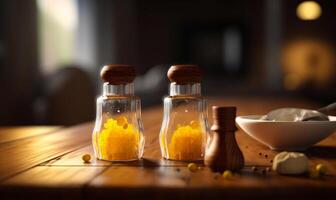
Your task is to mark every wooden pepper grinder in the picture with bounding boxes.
[205,106,244,172]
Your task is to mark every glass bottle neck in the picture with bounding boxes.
[103,83,134,96]
[169,83,201,96]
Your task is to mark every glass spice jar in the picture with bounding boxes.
[159,65,209,161]
[92,64,144,161]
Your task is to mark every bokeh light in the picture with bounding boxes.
[296,1,322,20]
[282,39,335,90]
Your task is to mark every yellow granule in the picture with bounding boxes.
[168,121,204,161]
[97,116,140,161]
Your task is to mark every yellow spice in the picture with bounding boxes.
[97,117,140,161]
[168,121,204,161]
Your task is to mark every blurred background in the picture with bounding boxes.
[0,0,335,125]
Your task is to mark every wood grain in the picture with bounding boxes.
[88,166,336,200]
[2,166,106,186]
[0,166,106,200]
[0,122,93,180]
[167,65,202,84]
[0,126,61,144]
[1,97,335,200]
[42,145,111,167]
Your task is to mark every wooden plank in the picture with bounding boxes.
[43,145,111,167]
[87,166,336,200]
[84,97,336,199]
[0,126,61,144]
[85,131,336,191]
[188,167,336,199]
[0,122,93,181]
[305,132,336,176]
[89,166,187,187]
[86,166,188,200]
[1,97,334,200]
[2,166,106,186]
[0,166,107,200]
[44,143,189,167]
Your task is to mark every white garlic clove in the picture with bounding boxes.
[272,151,309,175]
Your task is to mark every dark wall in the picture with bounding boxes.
[0,0,40,125]
[133,0,265,84]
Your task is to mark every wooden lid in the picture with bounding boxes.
[100,64,136,84]
[211,106,237,131]
[167,65,202,84]
[212,106,236,120]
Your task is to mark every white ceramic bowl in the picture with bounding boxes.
[236,115,336,151]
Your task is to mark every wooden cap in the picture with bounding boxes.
[167,65,202,84]
[211,106,237,131]
[212,106,236,120]
[100,64,136,84]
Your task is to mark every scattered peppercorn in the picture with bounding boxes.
[188,163,198,172]
[82,154,91,163]
[222,170,233,179]
[270,160,273,163]
[316,164,327,175]
[264,154,268,158]
[175,168,180,172]
[259,152,262,156]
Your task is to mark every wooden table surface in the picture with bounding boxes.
[0,97,335,200]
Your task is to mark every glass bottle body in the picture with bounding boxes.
[92,83,144,161]
[159,83,209,161]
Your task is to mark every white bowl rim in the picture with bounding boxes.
[236,115,336,123]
